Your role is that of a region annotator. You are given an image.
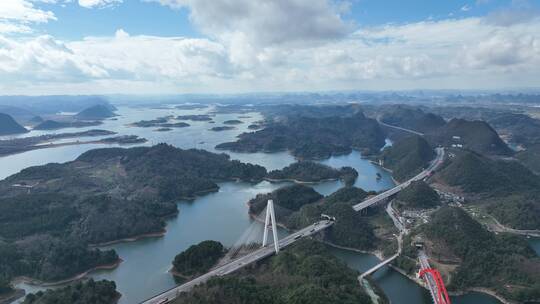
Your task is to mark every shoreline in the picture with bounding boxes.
[90,229,168,247]
[12,258,123,288]
[264,177,340,185]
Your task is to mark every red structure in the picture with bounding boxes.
[419,268,451,304]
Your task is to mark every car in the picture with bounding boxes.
[157,298,169,304]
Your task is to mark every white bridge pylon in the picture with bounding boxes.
[262,199,279,254]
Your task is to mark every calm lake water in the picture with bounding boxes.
[5,106,504,303]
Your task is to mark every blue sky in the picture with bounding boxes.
[0,0,539,94]
[33,0,522,39]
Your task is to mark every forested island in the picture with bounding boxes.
[172,241,226,278]
[22,279,119,304]
[75,105,117,120]
[131,117,190,128]
[209,126,235,131]
[0,129,116,157]
[216,112,386,159]
[176,115,213,121]
[173,239,378,304]
[222,119,243,125]
[406,207,540,303]
[0,144,266,292]
[266,161,358,185]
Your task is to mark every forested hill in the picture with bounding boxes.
[0,113,28,136]
[427,118,512,156]
[379,105,446,133]
[75,104,116,120]
[173,239,374,304]
[436,150,540,195]
[380,135,434,181]
[0,144,266,288]
[419,207,540,303]
[434,150,540,229]
[266,161,358,185]
[216,112,386,159]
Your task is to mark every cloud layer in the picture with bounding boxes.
[0,0,539,94]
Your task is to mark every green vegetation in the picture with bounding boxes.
[517,143,540,174]
[488,113,540,147]
[75,105,116,120]
[287,200,377,251]
[267,161,358,185]
[436,150,540,229]
[0,275,12,294]
[0,129,116,157]
[216,112,386,159]
[420,207,540,302]
[251,185,376,251]
[379,105,446,133]
[176,115,212,121]
[323,186,369,206]
[172,241,225,277]
[248,184,323,216]
[131,117,190,128]
[427,118,512,156]
[173,239,373,304]
[209,126,235,131]
[23,279,119,304]
[0,144,266,286]
[223,119,243,125]
[437,150,540,195]
[0,237,117,283]
[0,113,27,135]
[380,135,434,181]
[395,181,440,209]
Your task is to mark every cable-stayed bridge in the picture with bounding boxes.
[142,147,446,304]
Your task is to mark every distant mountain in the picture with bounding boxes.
[75,104,116,120]
[0,113,28,135]
[427,118,512,156]
[0,95,116,115]
[33,120,67,130]
[29,115,44,124]
[216,112,386,159]
[379,105,446,134]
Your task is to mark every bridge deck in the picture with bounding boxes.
[140,220,334,304]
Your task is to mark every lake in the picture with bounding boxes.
[5,105,502,304]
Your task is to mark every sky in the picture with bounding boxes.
[0,0,539,95]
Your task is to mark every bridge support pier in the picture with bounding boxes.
[262,199,279,254]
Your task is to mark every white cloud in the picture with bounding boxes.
[78,0,122,9]
[0,0,56,23]
[148,0,353,47]
[1,1,540,94]
[461,4,471,12]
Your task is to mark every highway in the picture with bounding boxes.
[378,120,425,136]
[140,220,334,304]
[142,145,445,303]
[359,202,405,279]
[353,147,445,212]
[418,250,441,303]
